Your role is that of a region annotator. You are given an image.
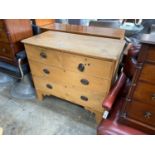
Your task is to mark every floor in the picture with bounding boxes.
[0,82,96,135]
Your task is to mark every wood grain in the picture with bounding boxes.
[40,23,125,39]
[29,60,110,93]
[22,31,125,61]
[34,19,55,26]
[140,63,155,84]
[25,44,115,79]
[33,76,105,112]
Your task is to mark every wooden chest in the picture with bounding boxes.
[40,23,125,40]
[120,34,155,134]
[0,19,32,64]
[22,31,125,122]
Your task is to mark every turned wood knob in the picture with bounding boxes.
[78,63,85,72]
[43,68,50,74]
[80,79,89,85]
[80,96,88,101]
[46,84,53,89]
[40,52,47,59]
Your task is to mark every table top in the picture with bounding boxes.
[22,31,125,61]
[40,23,125,40]
[140,34,155,45]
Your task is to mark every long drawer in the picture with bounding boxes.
[133,81,155,106]
[0,42,13,58]
[33,76,105,112]
[140,63,155,84]
[126,100,155,127]
[29,60,110,93]
[25,44,114,79]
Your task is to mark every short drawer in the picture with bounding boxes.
[25,45,63,68]
[140,63,155,84]
[147,46,155,62]
[133,81,155,106]
[29,60,110,93]
[62,52,114,79]
[0,30,9,42]
[126,100,155,127]
[33,76,105,112]
[0,42,13,58]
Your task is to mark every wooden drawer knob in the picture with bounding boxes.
[80,79,89,85]
[40,52,47,59]
[152,94,155,100]
[78,63,85,72]
[46,84,53,89]
[80,96,88,101]
[144,111,152,119]
[43,68,50,74]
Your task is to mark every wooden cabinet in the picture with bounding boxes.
[40,23,125,40]
[0,19,32,64]
[22,31,125,122]
[120,34,155,134]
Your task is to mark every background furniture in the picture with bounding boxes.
[0,19,32,65]
[40,23,125,39]
[97,45,145,134]
[32,19,55,26]
[119,34,155,134]
[22,31,125,122]
[0,19,35,99]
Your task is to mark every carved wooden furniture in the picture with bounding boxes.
[0,19,32,65]
[119,34,155,134]
[40,23,125,39]
[22,31,125,122]
[97,45,146,134]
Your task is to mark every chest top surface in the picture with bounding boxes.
[40,23,125,40]
[140,34,155,45]
[22,31,125,61]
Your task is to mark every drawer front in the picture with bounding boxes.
[25,44,114,79]
[25,45,63,68]
[140,63,155,84]
[0,30,9,42]
[126,100,155,127]
[29,60,110,93]
[133,81,155,106]
[33,76,105,112]
[62,52,114,79]
[147,47,155,62]
[0,42,13,58]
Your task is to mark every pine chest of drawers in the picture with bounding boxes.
[120,34,155,134]
[22,31,125,122]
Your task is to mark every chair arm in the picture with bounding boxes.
[102,72,127,111]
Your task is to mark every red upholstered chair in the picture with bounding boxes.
[97,45,146,135]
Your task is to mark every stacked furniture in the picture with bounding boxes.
[120,34,155,134]
[22,31,125,122]
[97,45,146,134]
